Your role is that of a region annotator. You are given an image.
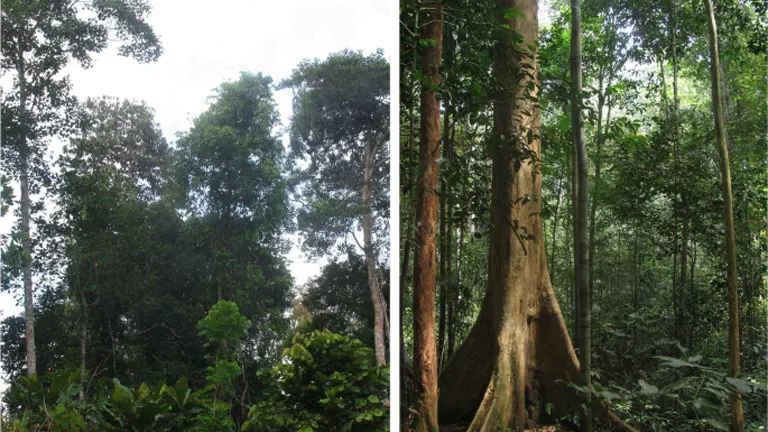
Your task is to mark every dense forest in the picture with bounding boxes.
[0,1,390,431]
[400,0,765,431]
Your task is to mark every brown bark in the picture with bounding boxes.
[412,3,444,430]
[435,2,635,430]
[363,139,387,367]
[703,1,744,430]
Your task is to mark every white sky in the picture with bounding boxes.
[0,0,393,316]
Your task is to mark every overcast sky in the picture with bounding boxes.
[0,0,393,318]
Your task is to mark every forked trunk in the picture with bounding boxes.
[436,2,635,430]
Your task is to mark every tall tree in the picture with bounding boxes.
[280,50,390,366]
[436,1,636,430]
[1,0,162,376]
[412,2,444,431]
[56,97,170,390]
[176,72,293,361]
[703,1,744,430]
[571,0,592,429]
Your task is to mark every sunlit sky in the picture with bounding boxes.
[0,0,392,319]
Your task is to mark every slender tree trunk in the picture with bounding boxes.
[588,93,611,311]
[633,223,639,311]
[571,110,579,347]
[79,291,88,399]
[688,236,697,352]
[413,3,444,429]
[440,44,456,367]
[401,37,419,431]
[679,195,689,341]
[671,0,682,341]
[363,140,387,367]
[571,0,591,427]
[549,167,565,280]
[703,2,744,430]
[16,38,37,377]
[438,125,447,368]
[659,56,670,121]
[449,218,464,358]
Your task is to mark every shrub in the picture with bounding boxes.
[243,330,389,432]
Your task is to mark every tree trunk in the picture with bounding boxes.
[435,3,634,430]
[401,33,419,430]
[549,167,565,280]
[363,139,387,367]
[688,236,697,352]
[438,122,447,368]
[449,218,464,358]
[412,2,444,430]
[16,39,37,377]
[703,2,744,430]
[440,31,456,367]
[79,291,88,399]
[678,195,689,342]
[571,0,592,427]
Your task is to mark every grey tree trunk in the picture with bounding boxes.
[16,34,37,377]
[363,139,387,367]
[570,0,591,429]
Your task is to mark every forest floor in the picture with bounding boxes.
[440,425,561,431]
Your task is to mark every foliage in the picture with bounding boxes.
[280,50,390,258]
[301,252,389,347]
[197,300,251,357]
[243,330,389,432]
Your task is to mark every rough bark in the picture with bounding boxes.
[413,3,444,430]
[435,2,635,431]
[703,2,744,430]
[363,139,387,367]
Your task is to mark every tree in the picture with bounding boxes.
[412,2,444,430]
[1,0,162,376]
[243,330,389,432]
[175,72,293,343]
[55,97,171,391]
[435,1,636,430]
[280,50,390,366]
[301,253,389,349]
[571,0,592,429]
[702,1,744,430]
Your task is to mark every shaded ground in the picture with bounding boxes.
[439,425,562,431]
